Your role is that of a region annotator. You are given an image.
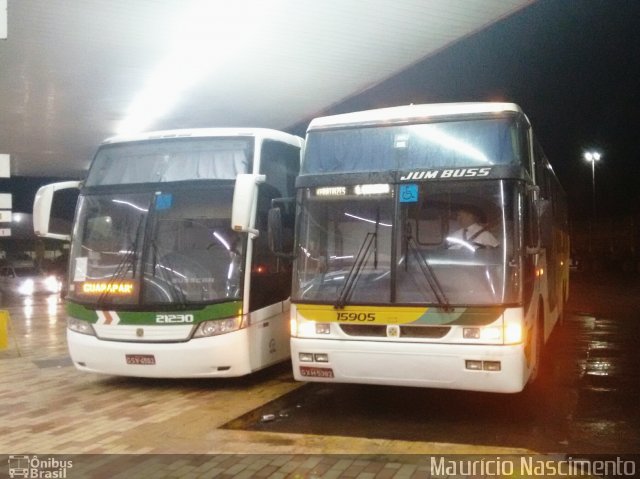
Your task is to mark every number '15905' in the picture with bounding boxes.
[336,312,375,322]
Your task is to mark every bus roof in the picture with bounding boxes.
[308,102,526,131]
[102,128,304,148]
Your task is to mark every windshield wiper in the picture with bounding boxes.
[334,232,376,309]
[148,239,189,307]
[97,214,146,307]
[406,235,452,312]
[97,243,137,307]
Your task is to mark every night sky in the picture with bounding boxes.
[4,0,640,225]
[292,0,640,223]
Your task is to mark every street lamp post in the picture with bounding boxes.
[584,150,601,217]
[583,150,602,256]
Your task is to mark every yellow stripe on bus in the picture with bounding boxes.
[295,304,429,325]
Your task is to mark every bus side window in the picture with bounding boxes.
[522,188,539,303]
[249,141,300,312]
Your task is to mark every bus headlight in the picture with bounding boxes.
[291,317,326,338]
[464,317,523,344]
[67,317,96,336]
[297,320,317,337]
[464,326,502,341]
[463,327,480,339]
[315,323,331,334]
[290,303,331,338]
[480,326,503,341]
[193,316,243,338]
[504,323,523,344]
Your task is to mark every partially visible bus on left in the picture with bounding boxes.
[34,128,303,378]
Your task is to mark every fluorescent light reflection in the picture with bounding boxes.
[116,0,276,135]
[444,236,476,252]
[412,125,491,164]
[157,265,187,279]
[344,213,391,227]
[22,297,33,319]
[112,199,148,212]
[47,295,59,320]
[213,232,231,251]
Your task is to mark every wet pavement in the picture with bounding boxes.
[224,272,640,454]
[0,271,638,478]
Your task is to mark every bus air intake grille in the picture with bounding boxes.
[339,325,386,337]
[400,325,450,338]
[338,324,450,338]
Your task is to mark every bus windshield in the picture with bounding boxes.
[293,180,519,306]
[68,184,244,307]
[302,117,525,174]
[86,137,252,186]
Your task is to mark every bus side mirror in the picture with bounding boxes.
[267,207,283,254]
[267,197,296,258]
[231,173,265,236]
[268,207,296,259]
[33,181,81,241]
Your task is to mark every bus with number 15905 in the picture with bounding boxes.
[269,103,568,393]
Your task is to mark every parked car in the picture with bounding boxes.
[45,253,70,297]
[0,264,62,296]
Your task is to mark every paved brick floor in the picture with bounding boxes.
[3,295,590,478]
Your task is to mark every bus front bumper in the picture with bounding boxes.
[67,329,256,378]
[291,337,529,393]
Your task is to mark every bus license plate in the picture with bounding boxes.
[300,366,334,378]
[126,354,156,365]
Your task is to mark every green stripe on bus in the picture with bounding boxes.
[66,300,243,325]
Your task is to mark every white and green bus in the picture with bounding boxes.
[278,103,568,393]
[34,128,302,377]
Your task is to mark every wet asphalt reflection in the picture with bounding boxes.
[225,274,640,454]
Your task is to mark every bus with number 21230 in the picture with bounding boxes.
[269,103,568,393]
[34,128,303,378]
